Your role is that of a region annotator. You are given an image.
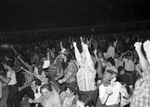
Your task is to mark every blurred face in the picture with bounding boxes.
[41,88,51,98]
[31,81,36,89]
[120,69,125,75]
[110,76,116,85]
[41,71,46,78]
[98,52,102,58]
[103,71,112,85]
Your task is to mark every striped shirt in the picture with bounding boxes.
[13,57,22,73]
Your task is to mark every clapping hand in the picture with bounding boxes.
[105,87,113,95]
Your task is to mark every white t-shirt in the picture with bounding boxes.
[7,70,17,85]
[99,82,122,105]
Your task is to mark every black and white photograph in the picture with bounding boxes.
[0,0,150,107]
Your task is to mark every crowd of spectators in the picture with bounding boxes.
[0,32,150,107]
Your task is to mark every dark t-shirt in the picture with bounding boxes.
[117,72,131,92]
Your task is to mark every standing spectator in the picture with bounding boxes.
[73,37,98,106]
[0,60,18,107]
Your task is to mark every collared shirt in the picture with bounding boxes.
[76,43,96,91]
[130,73,150,107]
[99,82,123,105]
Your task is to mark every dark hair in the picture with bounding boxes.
[118,66,124,72]
[78,94,92,107]
[64,84,79,95]
[6,60,14,68]
[65,53,72,63]
[40,83,52,94]
[32,78,42,86]
[107,57,115,66]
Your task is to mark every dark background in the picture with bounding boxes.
[0,0,150,32]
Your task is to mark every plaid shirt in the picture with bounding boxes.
[130,73,150,107]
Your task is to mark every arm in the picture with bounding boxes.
[0,75,11,84]
[60,41,66,52]
[134,42,149,73]
[81,37,95,72]
[11,45,17,54]
[18,56,32,71]
[93,49,98,61]
[21,67,38,78]
[28,96,42,104]
[120,85,130,99]
[143,40,150,66]
[52,55,60,65]
[73,42,84,67]
[113,34,118,49]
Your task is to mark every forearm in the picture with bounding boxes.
[136,49,149,72]
[74,46,83,65]
[53,56,59,64]
[61,72,72,83]
[0,76,10,83]
[18,56,31,70]
[94,53,98,61]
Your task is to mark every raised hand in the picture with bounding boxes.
[93,49,97,55]
[58,79,63,84]
[80,37,83,42]
[73,42,77,47]
[134,42,142,51]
